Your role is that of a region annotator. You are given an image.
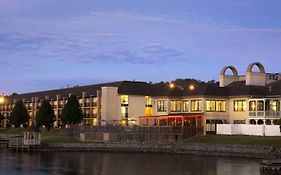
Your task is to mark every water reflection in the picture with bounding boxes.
[0,149,260,175]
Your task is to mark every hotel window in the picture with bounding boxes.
[234,100,246,112]
[120,95,129,106]
[121,106,129,118]
[206,100,216,112]
[249,101,256,111]
[157,100,166,112]
[266,100,280,111]
[257,100,264,111]
[170,100,181,112]
[145,96,152,116]
[145,107,152,116]
[79,99,83,107]
[145,96,152,107]
[216,100,226,112]
[183,100,189,112]
[92,108,97,117]
[191,100,202,112]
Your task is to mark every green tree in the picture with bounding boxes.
[61,95,83,125]
[9,100,30,128]
[35,100,55,131]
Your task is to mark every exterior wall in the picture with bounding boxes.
[246,72,266,86]
[127,95,146,125]
[219,75,239,87]
[101,87,118,125]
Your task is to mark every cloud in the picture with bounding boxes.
[0,10,281,93]
[0,12,187,66]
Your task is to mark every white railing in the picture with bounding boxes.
[249,111,281,118]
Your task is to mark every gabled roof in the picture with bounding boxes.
[8,81,156,102]
[182,84,229,97]
[226,81,267,97]
[6,79,281,103]
[154,83,229,97]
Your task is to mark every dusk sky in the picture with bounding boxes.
[1,0,281,94]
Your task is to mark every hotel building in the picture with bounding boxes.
[0,62,281,134]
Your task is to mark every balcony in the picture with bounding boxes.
[249,111,281,118]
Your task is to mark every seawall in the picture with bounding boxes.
[42,142,281,159]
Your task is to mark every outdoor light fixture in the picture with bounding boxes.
[169,83,184,91]
[189,85,195,91]
[0,96,5,104]
[169,83,175,89]
[0,97,4,104]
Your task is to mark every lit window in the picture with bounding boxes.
[120,95,129,106]
[216,100,226,112]
[266,100,280,111]
[183,100,189,112]
[170,100,181,112]
[145,96,152,116]
[191,100,202,112]
[157,100,166,112]
[249,101,256,111]
[206,100,216,112]
[121,106,128,118]
[145,107,152,116]
[257,100,264,111]
[145,96,152,107]
[234,100,246,112]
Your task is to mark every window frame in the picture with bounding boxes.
[157,100,166,112]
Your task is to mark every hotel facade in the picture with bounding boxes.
[1,62,281,134]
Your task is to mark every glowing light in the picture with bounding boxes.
[189,85,195,91]
[169,83,175,88]
[93,118,97,122]
[0,97,4,104]
[122,120,126,125]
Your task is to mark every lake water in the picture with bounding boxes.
[0,149,261,175]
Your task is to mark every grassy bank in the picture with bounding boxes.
[0,128,80,144]
[185,135,281,147]
[1,128,281,146]
[40,129,80,144]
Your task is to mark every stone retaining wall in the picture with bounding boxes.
[44,142,281,159]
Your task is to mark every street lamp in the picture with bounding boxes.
[169,83,195,91]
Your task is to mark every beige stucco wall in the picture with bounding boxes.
[126,95,146,125]
[246,72,266,86]
[101,87,118,125]
[219,75,239,87]
[102,90,147,125]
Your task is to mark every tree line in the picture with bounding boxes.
[0,95,83,130]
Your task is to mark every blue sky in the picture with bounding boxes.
[1,0,281,94]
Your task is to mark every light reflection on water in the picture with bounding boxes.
[0,149,260,175]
